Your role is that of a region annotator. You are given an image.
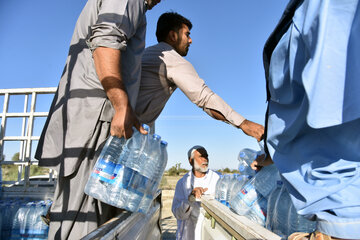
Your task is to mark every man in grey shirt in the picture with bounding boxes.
[35,0,160,239]
[135,12,264,141]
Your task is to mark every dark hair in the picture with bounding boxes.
[156,12,192,42]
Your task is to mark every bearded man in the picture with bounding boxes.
[171,145,220,240]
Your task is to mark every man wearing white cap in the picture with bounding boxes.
[172,145,220,240]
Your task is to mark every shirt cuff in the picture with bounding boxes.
[227,110,246,127]
[87,24,128,52]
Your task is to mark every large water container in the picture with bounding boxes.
[230,164,279,216]
[237,149,257,177]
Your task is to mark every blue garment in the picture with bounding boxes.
[264,0,360,238]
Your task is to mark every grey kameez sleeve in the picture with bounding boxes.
[167,57,246,128]
[87,0,146,52]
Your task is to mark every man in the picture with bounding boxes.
[253,0,360,239]
[172,145,220,240]
[35,0,160,239]
[135,12,264,141]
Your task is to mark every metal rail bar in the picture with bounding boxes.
[201,196,281,240]
[0,87,57,190]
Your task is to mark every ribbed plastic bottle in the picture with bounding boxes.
[266,180,283,230]
[1,201,18,240]
[84,135,126,202]
[230,164,279,216]
[125,134,161,212]
[121,125,151,171]
[214,175,223,201]
[0,166,2,199]
[218,174,231,205]
[31,202,49,240]
[138,140,168,213]
[272,183,291,238]
[225,174,239,207]
[287,202,316,235]
[24,203,38,239]
[108,126,151,211]
[238,149,257,177]
[246,196,267,226]
[11,202,29,240]
[228,175,250,207]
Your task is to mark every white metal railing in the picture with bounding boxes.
[201,195,281,240]
[0,87,57,194]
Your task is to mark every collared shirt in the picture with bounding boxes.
[135,42,245,127]
[172,170,219,240]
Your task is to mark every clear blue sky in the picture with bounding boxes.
[0,0,289,171]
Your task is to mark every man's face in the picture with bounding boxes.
[146,0,161,10]
[191,149,209,173]
[174,24,192,56]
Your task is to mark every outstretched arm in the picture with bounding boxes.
[209,109,264,141]
[168,58,264,141]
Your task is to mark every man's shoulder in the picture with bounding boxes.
[144,42,172,54]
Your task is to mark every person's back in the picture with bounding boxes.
[136,42,201,125]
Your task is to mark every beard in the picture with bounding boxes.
[194,160,208,173]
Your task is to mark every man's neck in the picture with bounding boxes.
[192,169,206,178]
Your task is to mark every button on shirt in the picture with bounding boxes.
[135,42,245,127]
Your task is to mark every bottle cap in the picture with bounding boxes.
[238,151,246,159]
[141,123,150,131]
[152,134,161,140]
[160,140,168,146]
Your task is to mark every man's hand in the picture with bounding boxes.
[239,119,264,142]
[110,105,147,139]
[251,153,273,171]
[190,187,208,199]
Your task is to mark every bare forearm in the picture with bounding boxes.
[209,109,226,121]
[93,47,128,111]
